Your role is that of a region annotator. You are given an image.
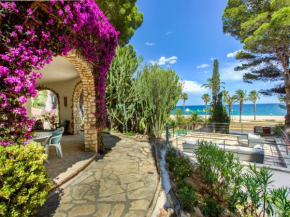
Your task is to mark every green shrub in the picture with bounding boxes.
[176,179,195,191]
[165,150,178,170]
[195,140,243,202]
[166,150,198,213]
[200,197,224,217]
[172,164,193,179]
[0,142,51,217]
[168,118,178,128]
[178,188,199,213]
[123,132,138,136]
[112,129,120,133]
[166,150,193,179]
[102,127,110,132]
[168,158,178,171]
[271,187,290,217]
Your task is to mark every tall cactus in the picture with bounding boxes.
[105,45,142,132]
[106,46,182,136]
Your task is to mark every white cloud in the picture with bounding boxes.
[227,50,241,58]
[197,64,210,69]
[150,56,178,66]
[182,80,207,94]
[166,31,173,35]
[198,71,209,74]
[220,62,246,81]
[146,42,155,46]
[210,58,215,61]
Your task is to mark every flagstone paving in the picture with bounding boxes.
[37,135,158,217]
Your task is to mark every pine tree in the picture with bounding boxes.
[222,0,290,132]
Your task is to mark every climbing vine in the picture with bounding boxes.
[0,0,119,145]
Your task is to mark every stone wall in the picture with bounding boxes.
[64,51,98,152]
[72,82,83,135]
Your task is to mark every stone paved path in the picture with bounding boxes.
[37,135,158,217]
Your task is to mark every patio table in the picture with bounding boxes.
[33,132,52,163]
[33,132,52,141]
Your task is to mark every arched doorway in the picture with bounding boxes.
[34,51,98,152]
[31,88,60,131]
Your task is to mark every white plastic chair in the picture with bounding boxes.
[46,132,64,158]
[58,127,64,133]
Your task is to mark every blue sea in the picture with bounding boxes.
[172,103,286,116]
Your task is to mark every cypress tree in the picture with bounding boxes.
[209,93,230,124]
[212,59,220,105]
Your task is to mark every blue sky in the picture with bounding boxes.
[129,0,280,106]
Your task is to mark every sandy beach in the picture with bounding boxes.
[231,115,284,122]
[170,115,284,123]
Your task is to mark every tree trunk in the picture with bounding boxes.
[97,131,104,152]
[212,95,216,106]
[254,100,256,121]
[284,72,290,135]
[239,102,242,123]
[183,99,185,114]
[278,52,289,134]
[205,102,207,120]
[229,104,232,122]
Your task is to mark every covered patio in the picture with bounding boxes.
[42,132,121,188]
[44,133,96,187]
[25,51,99,152]
[23,51,106,187]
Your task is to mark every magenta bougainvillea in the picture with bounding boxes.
[0,1,119,146]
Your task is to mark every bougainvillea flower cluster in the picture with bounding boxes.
[0,1,119,146]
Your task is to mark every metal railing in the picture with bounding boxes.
[275,126,290,156]
[178,134,288,167]
[163,123,290,168]
[168,122,278,136]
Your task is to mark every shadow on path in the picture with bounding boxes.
[36,133,158,217]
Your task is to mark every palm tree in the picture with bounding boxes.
[202,78,225,105]
[249,90,260,121]
[181,93,188,114]
[224,95,237,121]
[234,89,248,123]
[221,90,229,104]
[202,78,213,89]
[202,93,211,120]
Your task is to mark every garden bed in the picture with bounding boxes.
[165,141,290,217]
[165,150,227,217]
